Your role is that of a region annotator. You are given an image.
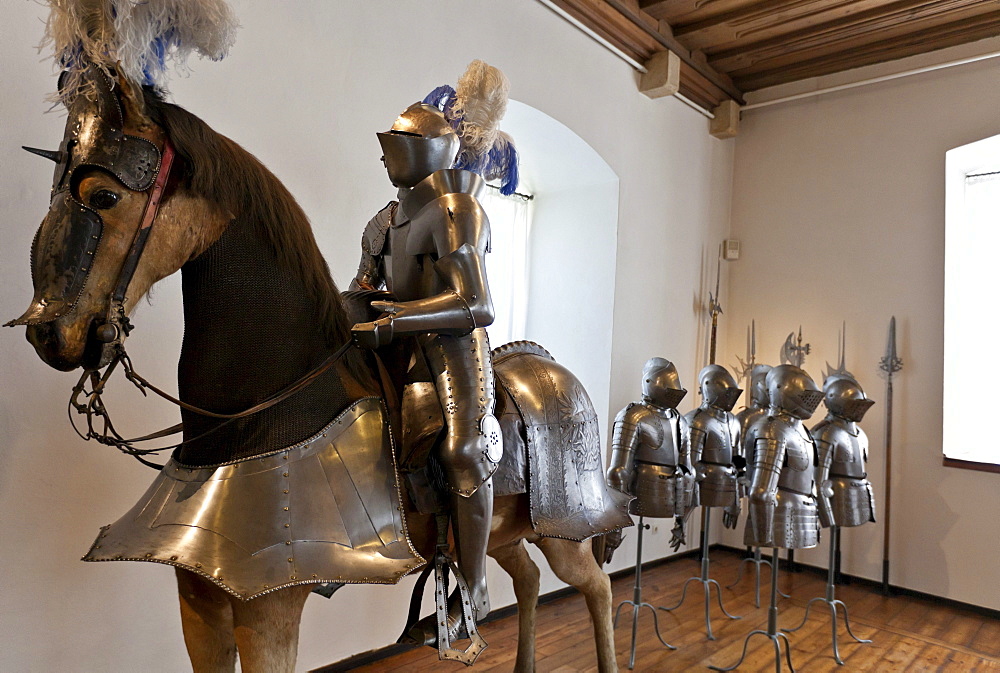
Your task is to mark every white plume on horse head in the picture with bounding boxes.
[42,0,238,102]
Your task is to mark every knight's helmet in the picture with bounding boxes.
[749,364,772,409]
[641,357,687,409]
[698,364,743,412]
[822,375,876,423]
[767,364,823,420]
[379,60,519,194]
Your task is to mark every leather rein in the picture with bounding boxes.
[67,139,361,469]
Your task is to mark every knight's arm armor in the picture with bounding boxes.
[748,430,786,546]
[688,419,707,481]
[370,192,494,338]
[349,202,394,291]
[812,425,836,528]
[607,404,644,494]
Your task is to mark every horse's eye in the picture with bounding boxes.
[90,189,120,210]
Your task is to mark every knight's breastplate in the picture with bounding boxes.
[384,221,441,302]
[700,412,738,465]
[828,423,867,479]
[634,411,680,467]
[777,426,815,496]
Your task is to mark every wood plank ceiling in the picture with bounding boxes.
[548,0,1000,110]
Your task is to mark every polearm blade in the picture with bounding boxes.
[708,251,723,365]
[878,316,903,595]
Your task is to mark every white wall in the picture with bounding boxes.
[0,1,733,670]
[719,51,1000,611]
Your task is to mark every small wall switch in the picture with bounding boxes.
[723,239,741,260]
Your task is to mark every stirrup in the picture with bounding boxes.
[397,516,487,665]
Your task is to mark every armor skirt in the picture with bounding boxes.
[631,463,691,518]
[699,464,738,508]
[831,477,876,527]
[744,490,819,549]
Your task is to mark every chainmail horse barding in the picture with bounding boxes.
[9,67,630,673]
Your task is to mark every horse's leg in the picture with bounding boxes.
[535,538,619,673]
[230,584,312,673]
[175,568,237,673]
[489,540,541,672]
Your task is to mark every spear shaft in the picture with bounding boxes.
[879,316,903,595]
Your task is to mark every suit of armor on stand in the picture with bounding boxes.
[712,365,824,673]
[812,376,877,529]
[736,364,773,486]
[745,365,824,550]
[783,374,877,663]
[607,358,695,543]
[687,365,744,528]
[607,357,692,665]
[350,62,518,638]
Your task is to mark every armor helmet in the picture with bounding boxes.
[641,357,687,409]
[823,375,876,422]
[377,103,460,189]
[749,364,772,409]
[698,364,743,412]
[767,364,822,420]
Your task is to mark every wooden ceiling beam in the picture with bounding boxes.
[640,0,762,27]
[730,11,1000,90]
[710,0,1000,73]
[673,0,901,52]
[603,0,746,103]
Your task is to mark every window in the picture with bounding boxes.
[943,134,1000,470]
[481,185,533,346]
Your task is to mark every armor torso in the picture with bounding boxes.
[745,413,819,549]
[608,402,692,518]
[686,407,741,507]
[384,170,488,302]
[811,417,876,528]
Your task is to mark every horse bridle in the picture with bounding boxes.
[68,138,361,469]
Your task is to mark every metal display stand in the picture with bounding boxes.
[783,526,871,664]
[728,546,791,608]
[709,548,796,673]
[613,517,677,669]
[659,507,741,639]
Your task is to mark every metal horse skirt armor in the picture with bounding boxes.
[84,398,424,599]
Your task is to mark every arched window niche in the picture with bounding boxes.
[497,100,620,425]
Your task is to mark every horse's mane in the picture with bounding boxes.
[142,89,367,378]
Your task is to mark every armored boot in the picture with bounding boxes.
[406,480,493,647]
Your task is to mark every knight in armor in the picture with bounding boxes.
[811,376,877,528]
[686,365,744,529]
[349,61,519,637]
[607,358,696,550]
[746,365,824,549]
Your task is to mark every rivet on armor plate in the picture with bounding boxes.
[170,555,177,561]
[94,545,101,549]
[145,553,152,558]
[283,472,289,477]
[284,523,290,528]
[312,574,318,579]
[283,455,288,460]
[286,541,291,545]
[290,576,297,581]
[288,558,293,563]
[283,489,289,494]
[195,563,202,568]
[283,506,289,511]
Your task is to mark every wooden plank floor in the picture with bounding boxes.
[341,548,1000,671]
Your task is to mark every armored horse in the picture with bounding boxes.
[8,66,631,672]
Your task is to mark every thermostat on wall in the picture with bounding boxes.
[723,239,741,260]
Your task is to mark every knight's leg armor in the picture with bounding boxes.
[421,328,499,620]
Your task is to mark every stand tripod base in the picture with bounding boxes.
[708,629,795,673]
[659,508,741,640]
[614,516,676,669]
[614,599,677,669]
[784,597,871,665]
[727,548,791,608]
[784,527,871,665]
